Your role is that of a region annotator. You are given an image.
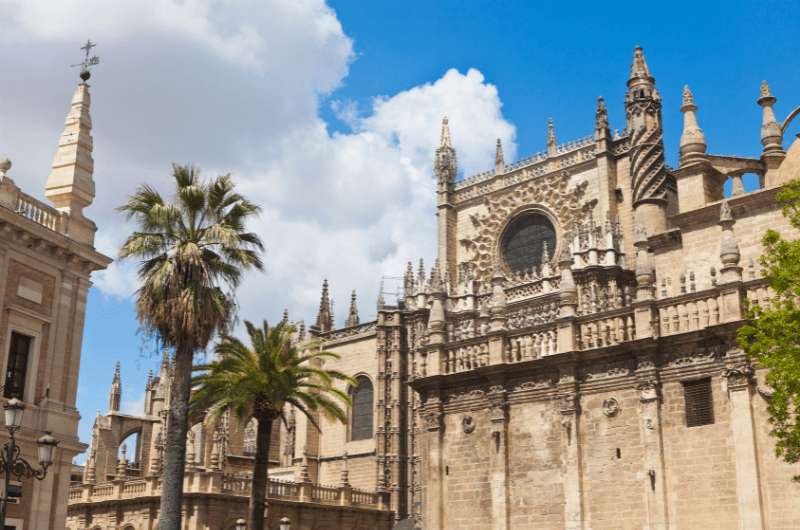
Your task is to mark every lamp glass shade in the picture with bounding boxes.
[235,518,246,530]
[4,398,24,430]
[36,431,58,466]
[280,516,291,530]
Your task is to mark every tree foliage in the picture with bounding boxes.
[738,179,800,476]
[191,320,353,530]
[118,164,264,530]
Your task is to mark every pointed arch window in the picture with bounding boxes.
[350,376,373,441]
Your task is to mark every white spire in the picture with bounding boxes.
[45,80,95,216]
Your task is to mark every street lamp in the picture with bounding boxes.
[0,398,59,529]
[235,517,246,530]
[280,516,291,530]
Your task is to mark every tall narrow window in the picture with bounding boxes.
[683,378,714,427]
[4,332,31,400]
[350,376,373,441]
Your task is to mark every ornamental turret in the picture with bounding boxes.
[434,117,457,188]
[346,290,360,327]
[758,81,786,183]
[313,279,334,333]
[679,85,707,166]
[625,46,673,235]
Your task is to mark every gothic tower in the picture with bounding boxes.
[434,117,457,281]
[625,46,674,236]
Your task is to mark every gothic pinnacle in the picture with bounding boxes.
[595,96,609,131]
[346,290,360,327]
[679,84,707,166]
[495,138,505,174]
[547,118,557,155]
[439,116,452,148]
[629,45,653,81]
[757,80,785,170]
[315,279,333,332]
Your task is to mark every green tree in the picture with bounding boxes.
[191,320,353,530]
[738,178,800,478]
[118,164,263,530]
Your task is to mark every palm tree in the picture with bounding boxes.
[118,164,263,530]
[191,320,353,530]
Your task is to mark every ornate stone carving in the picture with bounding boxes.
[637,379,659,403]
[722,364,754,392]
[602,397,620,417]
[461,415,476,434]
[458,170,596,283]
[422,409,443,432]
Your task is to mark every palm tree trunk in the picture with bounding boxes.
[249,414,273,530]
[158,347,193,530]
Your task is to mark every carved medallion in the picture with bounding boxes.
[602,397,620,417]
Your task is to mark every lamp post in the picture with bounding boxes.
[0,398,59,529]
[235,517,246,530]
[279,516,291,530]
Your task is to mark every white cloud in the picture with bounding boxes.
[0,1,516,328]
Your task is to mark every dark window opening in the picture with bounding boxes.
[4,332,31,400]
[683,378,714,427]
[501,212,557,275]
[350,376,373,441]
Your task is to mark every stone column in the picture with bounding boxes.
[487,384,509,530]
[557,366,583,529]
[636,354,669,530]
[422,397,445,530]
[723,363,765,530]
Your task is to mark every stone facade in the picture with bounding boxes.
[69,46,800,530]
[0,68,111,530]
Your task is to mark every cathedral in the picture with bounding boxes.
[68,46,800,530]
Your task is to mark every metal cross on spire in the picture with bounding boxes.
[71,39,100,81]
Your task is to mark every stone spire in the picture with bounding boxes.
[679,85,707,166]
[434,116,457,185]
[345,290,360,327]
[595,96,610,133]
[416,258,426,293]
[314,279,333,333]
[495,138,505,174]
[45,75,96,218]
[757,80,786,171]
[547,118,557,156]
[403,261,415,297]
[625,45,673,236]
[634,226,654,301]
[154,350,171,402]
[377,279,386,308]
[108,361,121,412]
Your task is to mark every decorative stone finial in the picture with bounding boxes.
[630,45,652,80]
[757,80,785,168]
[109,361,121,412]
[0,158,11,178]
[314,279,333,333]
[435,116,457,185]
[719,200,742,282]
[495,138,505,174]
[595,96,609,131]
[679,84,707,166]
[681,85,696,110]
[346,290,360,327]
[439,116,452,148]
[547,118,557,155]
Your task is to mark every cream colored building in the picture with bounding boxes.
[0,66,111,530]
[70,46,800,530]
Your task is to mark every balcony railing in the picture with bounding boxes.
[68,472,388,510]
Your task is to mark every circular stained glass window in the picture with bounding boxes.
[501,212,557,275]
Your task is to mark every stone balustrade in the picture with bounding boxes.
[0,178,65,233]
[578,310,636,349]
[657,290,722,336]
[68,472,389,511]
[426,278,769,377]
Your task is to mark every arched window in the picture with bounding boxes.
[350,376,373,441]
[243,418,257,456]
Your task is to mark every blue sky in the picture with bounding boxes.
[0,0,797,459]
